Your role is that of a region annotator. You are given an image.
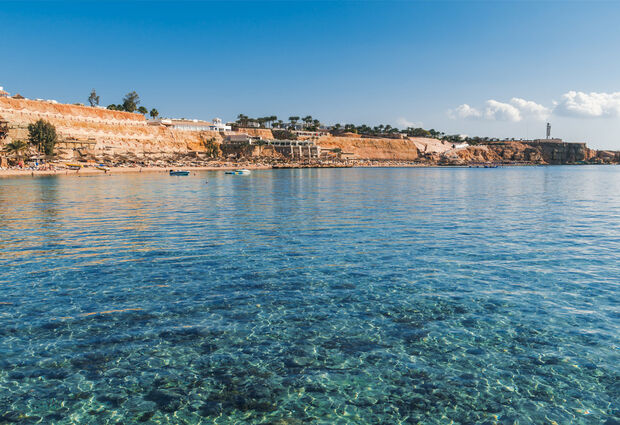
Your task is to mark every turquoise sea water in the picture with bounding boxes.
[0,166,618,424]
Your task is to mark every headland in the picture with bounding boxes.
[1,92,618,176]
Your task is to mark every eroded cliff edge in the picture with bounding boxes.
[1,97,618,165]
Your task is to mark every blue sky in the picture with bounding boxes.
[1,1,620,149]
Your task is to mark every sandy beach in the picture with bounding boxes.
[0,164,274,178]
[0,160,441,178]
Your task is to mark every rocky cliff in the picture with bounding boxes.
[317,135,422,160]
[0,97,218,158]
[438,141,596,165]
[1,97,615,165]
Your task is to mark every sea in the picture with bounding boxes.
[0,166,618,424]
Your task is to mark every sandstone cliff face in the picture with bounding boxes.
[240,128,274,139]
[0,97,219,157]
[440,141,593,165]
[532,142,591,164]
[1,97,613,164]
[318,135,421,160]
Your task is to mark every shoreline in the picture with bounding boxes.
[0,164,272,178]
[0,161,608,178]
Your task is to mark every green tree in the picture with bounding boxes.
[237,114,249,126]
[137,106,148,115]
[2,140,28,161]
[150,108,159,119]
[302,115,313,129]
[28,120,57,155]
[88,89,100,107]
[122,91,140,112]
[272,129,298,140]
[201,136,221,158]
[288,116,300,129]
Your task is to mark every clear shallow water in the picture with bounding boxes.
[0,166,618,425]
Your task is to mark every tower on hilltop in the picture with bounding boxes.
[546,122,551,139]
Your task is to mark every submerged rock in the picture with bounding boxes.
[137,411,155,422]
[97,394,126,407]
[144,389,183,413]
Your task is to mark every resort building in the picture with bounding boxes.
[210,118,232,132]
[158,119,213,131]
[224,134,263,145]
[222,135,321,159]
[155,118,232,132]
[293,129,330,139]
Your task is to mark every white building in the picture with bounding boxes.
[153,118,232,132]
[210,118,231,132]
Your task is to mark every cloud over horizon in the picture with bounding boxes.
[450,91,620,122]
[396,117,424,128]
[449,98,550,122]
[554,91,620,117]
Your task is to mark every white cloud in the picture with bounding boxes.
[484,100,522,122]
[510,97,550,120]
[555,91,620,117]
[396,117,424,128]
[450,98,549,122]
[448,104,482,119]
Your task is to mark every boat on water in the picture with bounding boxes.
[170,170,190,176]
[225,169,251,175]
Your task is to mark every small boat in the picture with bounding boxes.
[170,170,190,176]
[65,162,83,170]
[225,169,251,175]
[96,164,110,172]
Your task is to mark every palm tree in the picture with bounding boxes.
[288,116,300,129]
[3,140,28,162]
[237,114,249,126]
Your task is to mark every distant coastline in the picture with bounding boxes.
[2,161,615,179]
[1,94,619,171]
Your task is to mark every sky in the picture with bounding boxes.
[1,0,620,149]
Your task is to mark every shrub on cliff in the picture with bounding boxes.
[28,120,57,155]
[272,130,297,140]
[122,91,140,113]
[201,136,221,159]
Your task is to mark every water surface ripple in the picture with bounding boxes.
[0,167,618,424]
